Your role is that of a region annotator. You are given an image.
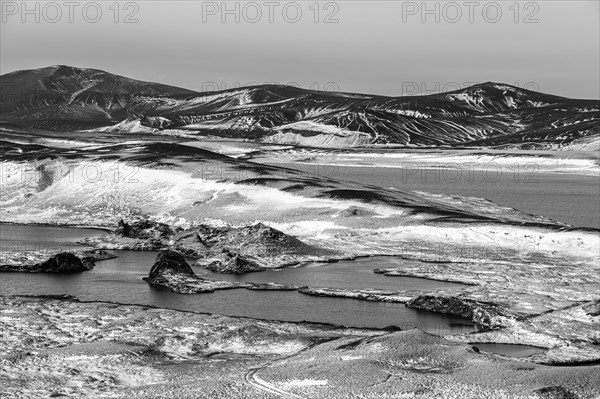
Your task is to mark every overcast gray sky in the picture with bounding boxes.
[1,1,599,98]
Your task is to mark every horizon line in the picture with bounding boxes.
[4,64,599,101]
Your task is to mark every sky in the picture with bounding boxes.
[1,0,599,99]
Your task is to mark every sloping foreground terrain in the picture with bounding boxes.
[1,296,599,399]
[1,65,598,149]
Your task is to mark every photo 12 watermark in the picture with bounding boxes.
[393,161,540,184]
[200,1,340,23]
[395,240,542,263]
[400,81,541,97]
[1,1,140,24]
[0,160,140,185]
[199,80,340,96]
[193,160,340,184]
[401,1,540,24]
[0,78,340,103]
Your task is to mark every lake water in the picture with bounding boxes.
[282,165,600,229]
[0,224,108,252]
[0,225,474,333]
[196,257,466,292]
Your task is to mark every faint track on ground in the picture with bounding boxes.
[244,343,320,398]
[245,368,304,398]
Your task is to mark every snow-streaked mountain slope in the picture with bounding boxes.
[1,65,598,149]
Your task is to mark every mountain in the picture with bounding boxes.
[1,65,598,149]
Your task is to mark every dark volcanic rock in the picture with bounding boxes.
[189,222,334,269]
[147,250,197,281]
[38,253,89,273]
[143,250,206,293]
[116,219,175,239]
[192,222,313,255]
[204,251,265,274]
[143,250,252,294]
[407,295,512,329]
[87,218,336,271]
[0,252,96,273]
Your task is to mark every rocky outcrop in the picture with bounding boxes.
[204,251,265,274]
[0,253,90,273]
[189,222,332,266]
[38,253,89,273]
[0,249,115,273]
[407,295,514,329]
[116,219,175,239]
[98,219,177,252]
[299,287,413,303]
[143,250,257,294]
[84,219,336,270]
[147,250,197,280]
[143,250,303,294]
[143,250,207,293]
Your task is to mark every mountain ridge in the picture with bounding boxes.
[1,65,598,149]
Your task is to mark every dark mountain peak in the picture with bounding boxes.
[48,64,82,75]
[0,65,199,125]
[435,81,570,112]
[2,65,96,81]
[1,65,197,97]
[454,81,563,99]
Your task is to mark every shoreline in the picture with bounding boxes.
[0,220,114,233]
[5,295,599,398]
[3,295,599,367]
[0,293,399,334]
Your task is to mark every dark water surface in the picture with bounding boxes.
[281,165,600,229]
[0,225,474,333]
[0,224,107,251]
[196,257,466,292]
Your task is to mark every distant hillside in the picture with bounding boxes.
[1,65,598,149]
